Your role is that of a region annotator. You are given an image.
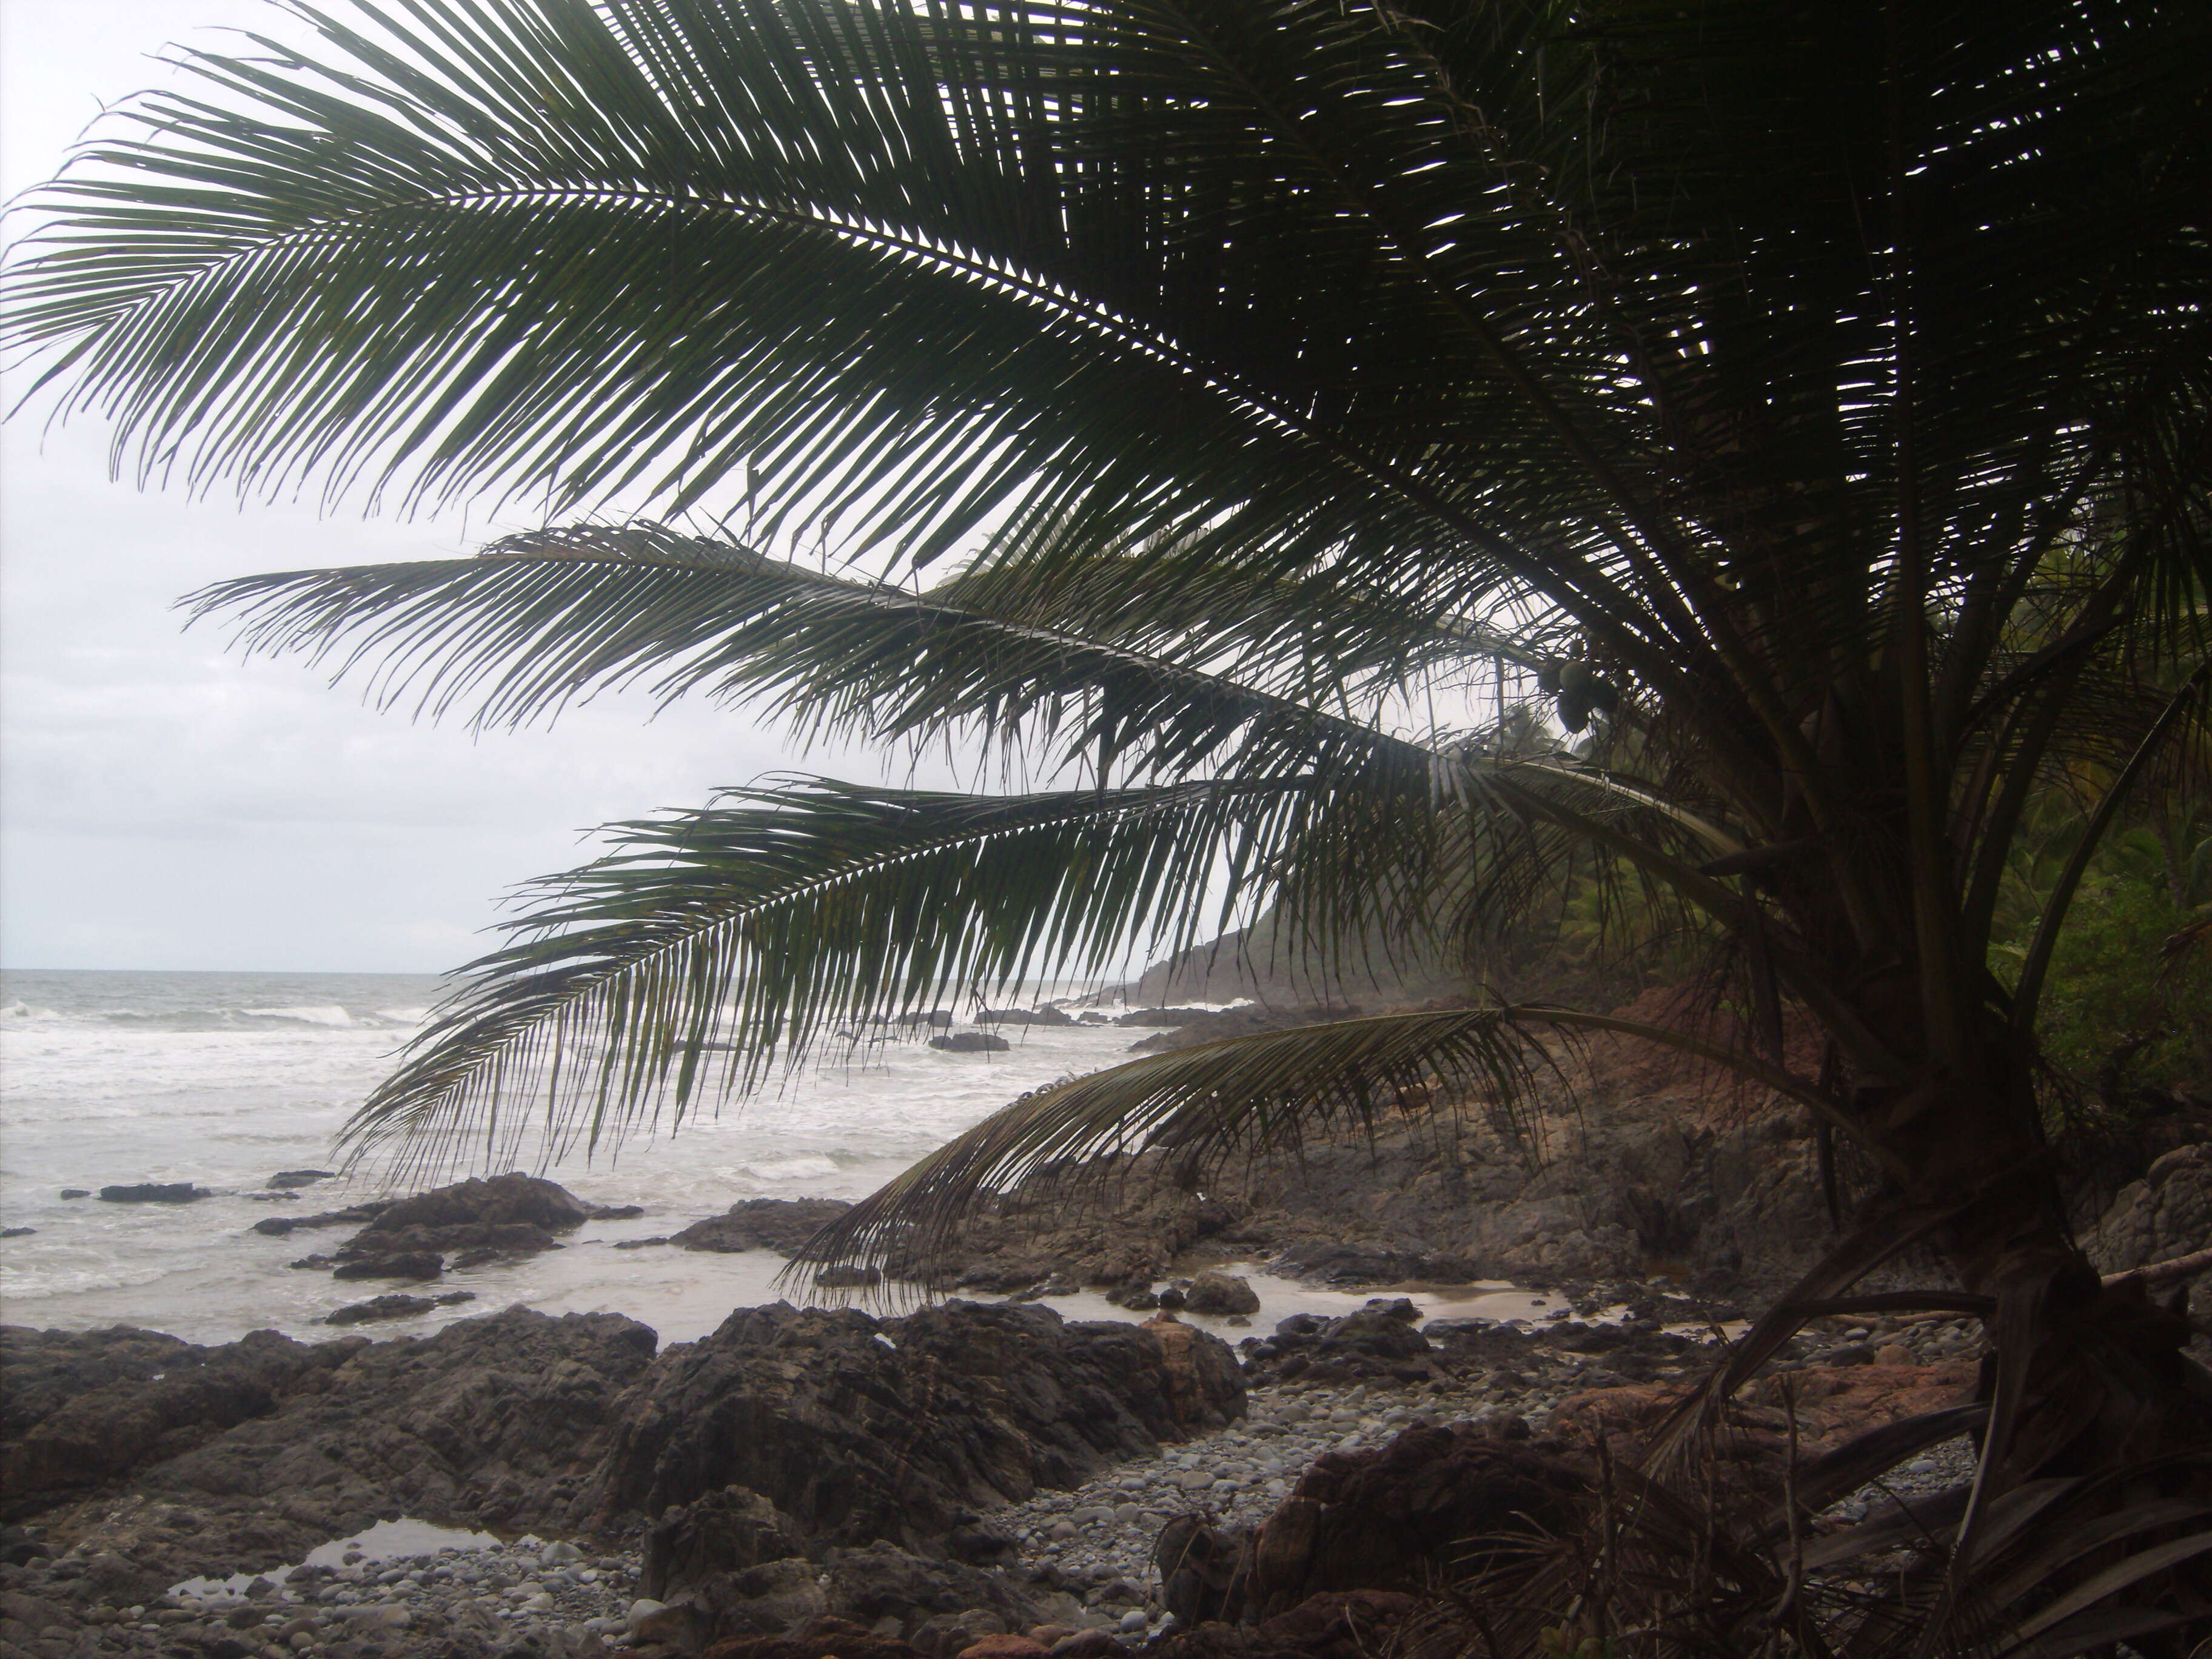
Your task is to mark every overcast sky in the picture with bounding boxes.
[0,0,888,973]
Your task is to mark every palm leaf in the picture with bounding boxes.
[783,1006,1569,1279]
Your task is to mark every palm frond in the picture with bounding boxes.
[185,519,1459,785]
[338,772,1412,1182]
[785,1006,1567,1279]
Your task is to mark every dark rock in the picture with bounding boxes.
[251,1202,387,1238]
[1313,1309,1428,1361]
[817,1265,883,1288]
[592,1202,646,1219]
[644,1484,806,1601]
[344,1219,562,1263]
[702,1614,927,1659]
[580,1300,1241,1556]
[326,1173,597,1265]
[330,1251,443,1282]
[1105,1284,1159,1311]
[58,1189,89,1199]
[359,1172,592,1235]
[1114,1007,1214,1028]
[321,1292,475,1326]
[1241,1426,1585,1619]
[979,1008,1074,1027]
[266,1170,335,1190]
[287,1253,338,1270]
[1156,1514,1245,1626]
[911,1609,1008,1659]
[0,1228,32,1239]
[823,1540,1041,1638]
[672,1198,854,1255]
[96,1183,208,1204]
[615,1236,674,1250]
[931,1031,1011,1053]
[944,1518,1017,1566]
[1184,1273,1259,1316]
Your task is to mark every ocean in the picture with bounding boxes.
[0,970,1547,1344]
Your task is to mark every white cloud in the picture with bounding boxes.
[0,1,930,970]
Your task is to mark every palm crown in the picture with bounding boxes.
[5,0,2210,1623]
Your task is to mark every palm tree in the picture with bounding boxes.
[6,0,2208,1641]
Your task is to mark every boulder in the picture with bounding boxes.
[580,1301,1242,1555]
[643,1485,806,1600]
[979,1008,1074,1027]
[356,1171,594,1235]
[931,1031,1011,1053]
[266,1170,335,1190]
[1183,1273,1260,1316]
[1313,1308,1428,1361]
[672,1198,856,1255]
[325,1172,600,1265]
[2086,1142,2212,1334]
[1238,1426,1586,1620]
[57,1189,89,1199]
[96,1183,207,1204]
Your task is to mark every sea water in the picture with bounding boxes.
[0,969,1555,1343]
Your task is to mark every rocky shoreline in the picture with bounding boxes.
[2,1253,2022,1659]
[6,1010,2205,1659]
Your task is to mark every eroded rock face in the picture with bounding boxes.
[581,1301,1243,1554]
[2087,1143,2212,1333]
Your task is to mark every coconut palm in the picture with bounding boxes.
[5,0,2209,1644]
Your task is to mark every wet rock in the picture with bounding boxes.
[580,1301,1241,1557]
[979,1008,1073,1027]
[266,1170,335,1190]
[96,1183,208,1204]
[593,1204,647,1220]
[321,1291,476,1326]
[330,1250,444,1281]
[58,1189,88,1199]
[361,1172,594,1235]
[4,1307,657,1577]
[1183,1274,1259,1317]
[0,1227,32,1239]
[615,1236,674,1250]
[328,1173,602,1266]
[643,1486,805,1601]
[671,1198,855,1255]
[930,1032,1011,1053]
[818,1265,884,1289]
[250,1203,386,1238]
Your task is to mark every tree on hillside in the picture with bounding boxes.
[6,0,2208,1644]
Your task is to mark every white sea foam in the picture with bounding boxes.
[0,967,1160,1344]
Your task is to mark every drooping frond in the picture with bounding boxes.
[185,520,1461,785]
[338,772,1427,1182]
[785,1007,1569,1279]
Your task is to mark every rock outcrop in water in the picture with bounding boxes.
[670,1199,854,1256]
